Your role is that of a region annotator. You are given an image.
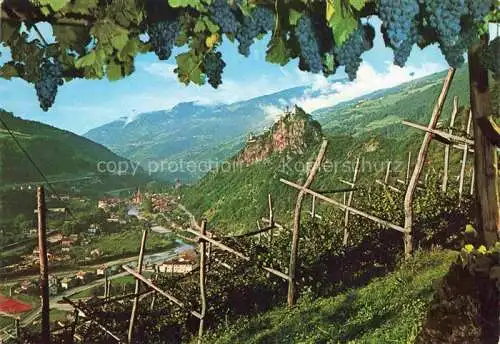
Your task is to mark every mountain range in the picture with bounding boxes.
[84,67,472,182]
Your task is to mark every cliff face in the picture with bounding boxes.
[234,106,322,165]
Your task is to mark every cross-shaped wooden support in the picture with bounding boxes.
[442,96,459,192]
[287,140,328,307]
[343,157,360,246]
[458,110,473,204]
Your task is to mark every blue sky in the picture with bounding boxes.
[0,18,452,135]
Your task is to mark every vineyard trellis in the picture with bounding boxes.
[7,69,483,343]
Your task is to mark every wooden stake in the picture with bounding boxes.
[122,265,203,319]
[127,228,148,344]
[149,294,156,311]
[37,186,50,344]
[184,227,289,281]
[459,110,473,204]
[402,120,473,146]
[406,151,412,185]
[384,161,392,184]
[470,167,475,195]
[15,317,20,341]
[442,96,458,192]
[311,195,316,219]
[343,157,360,245]
[280,179,407,233]
[104,273,108,299]
[268,194,274,246]
[70,309,79,343]
[288,139,328,307]
[63,297,123,342]
[107,280,111,299]
[404,68,455,257]
[376,180,402,193]
[198,220,207,344]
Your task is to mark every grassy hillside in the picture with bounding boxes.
[0,109,132,183]
[198,249,457,344]
[314,66,471,138]
[179,66,479,235]
[0,109,150,221]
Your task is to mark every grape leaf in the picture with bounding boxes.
[75,51,97,68]
[203,17,219,33]
[169,0,206,11]
[289,9,302,26]
[107,61,123,81]
[328,1,358,46]
[326,0,335,23]
[349,0,366,11]
[52,25,90,54]
[111,33,129,51]
[194,20,206,33]
[266,36,289,66]
[0,63,19,79]
[175,52,204,85]
[39,0,71,12]
[61,0,98,15]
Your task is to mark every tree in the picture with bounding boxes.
[0,0,498,251]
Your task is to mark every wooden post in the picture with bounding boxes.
[198,220,207,344]
[15,317,20,342]
[470,167,475,195]
[442,96,458,192]
[127,228,148,344]
[288,140,328,307]
[268,194,274,246]
[343,157,360,246]
[104,273,108,299]
[150,294,156,311]
[468,35,499,246]
[459,110,473,204]
[406,151,412,185]
[37,186,50,344]
[107,280,111,299]
[70,309,79,343]
[404,68,455,257]
[311,195,316,219]
[384,161,392,184]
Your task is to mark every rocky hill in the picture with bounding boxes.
[234,106,322,166]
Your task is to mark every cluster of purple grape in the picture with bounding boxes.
[35,58,63,111]
[295,15,323,73]
[235,7,274,56]
[334,26,371,80]
[203,52,226,88]
[148,20,179,60]
[209,0,239,34]
[378,0,420,66]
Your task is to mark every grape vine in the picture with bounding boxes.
[203,52,226,88]
[468,0,494,24]
[378,0,420,67]
[334,25,373,80]
[295,15,323,73]
[34,58,63,112]
[482,36,500,78]
[147,20,179,60]
[209,0,240,34]
[235,7,274,57]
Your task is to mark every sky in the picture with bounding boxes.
[0,18,454,135]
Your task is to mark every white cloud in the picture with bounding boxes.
[143,63,178,81]
[260,104,283,123]
[290,61,444,113]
